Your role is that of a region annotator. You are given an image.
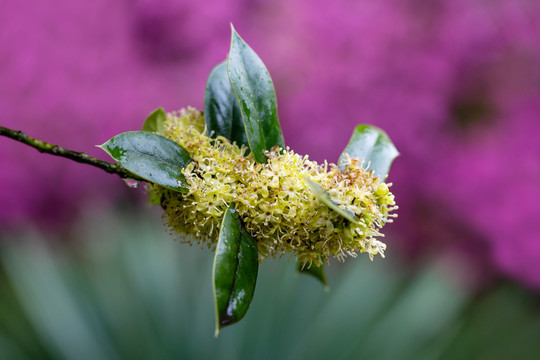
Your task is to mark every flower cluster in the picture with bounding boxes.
[148,108,397,267]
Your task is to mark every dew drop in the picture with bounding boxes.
[123,178,140,189]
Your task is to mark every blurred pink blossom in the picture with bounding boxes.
[1,0,539,288]
[274,0,540,288]
[0,0,241,230]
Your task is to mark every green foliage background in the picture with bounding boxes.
[1,207,539,359]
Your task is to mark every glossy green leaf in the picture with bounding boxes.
[213,205,259,336]
[227,26,285,163]
[142,107,166,133]
[296,260,329,291]
[99,131,192,192]
[305,178,359,224]
[204,61,249,149]
[339,125,399,181]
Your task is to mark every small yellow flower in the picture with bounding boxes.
[148,107,398,267]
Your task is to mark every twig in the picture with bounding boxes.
[0,125,145,182]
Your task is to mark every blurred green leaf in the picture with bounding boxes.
[213,205,259,335]
[339,125,399,181]
[141,107,166,133]
[99,131,192,192]
[305,178,359,223]
[2,243,118,360]
[296,260,328,290]
[204,61,249,149]
[4,208,540,360]
[432,285,540,360]
[227,26,285,163]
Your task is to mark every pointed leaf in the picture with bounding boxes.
[339,125,399,181]
[296,260,329,290]
[204,61,249,149]
[99,131,192,192]
[213,205,259,336]
[227,26,285,163]
[142,107,166,133]
[305,178,359,224]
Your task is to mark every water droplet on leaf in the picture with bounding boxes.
[123,178,140,189]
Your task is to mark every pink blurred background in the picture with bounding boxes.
[1,0,539,288]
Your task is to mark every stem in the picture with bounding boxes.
[0,125,146,182]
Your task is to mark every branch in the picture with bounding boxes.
[0,126,146,182]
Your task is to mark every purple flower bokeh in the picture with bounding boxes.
[1,0,539,288]
[0,0,241,229]
[276,0,540,288]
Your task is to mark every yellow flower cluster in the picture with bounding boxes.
[148,107,397,267]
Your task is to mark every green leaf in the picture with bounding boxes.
[227,26,285,163]
[99,131,192,192]
[213,204,259,336]
[305,178,359,224]
[339,125,399,181]
[296,260,329,291]
[142,107,166,133]
[204,61,249,150]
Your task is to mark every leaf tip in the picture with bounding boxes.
[96,142,109,152]
[229,23,244,44]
